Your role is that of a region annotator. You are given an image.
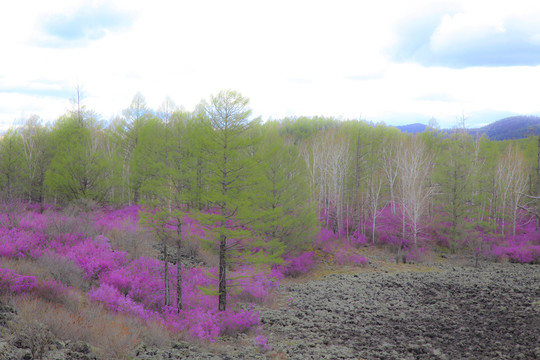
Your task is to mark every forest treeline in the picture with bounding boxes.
[1,89,539,250]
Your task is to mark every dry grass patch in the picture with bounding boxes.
[10,296,151,359]
[106,228,158,259]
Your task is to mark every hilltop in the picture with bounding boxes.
[394,115,540,140]
[468,115,540,140]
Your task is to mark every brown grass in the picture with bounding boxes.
[1,256,91,293]
[10,295,155,359]
[10,299,54,360]
[106,228,158,259]
[1,258,52,281]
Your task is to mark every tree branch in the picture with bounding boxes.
[518,204,540,219]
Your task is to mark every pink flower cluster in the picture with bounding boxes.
[274,251,315,277]
[93,205,141,233]
[0,206,282,342]
[0,267,36,294]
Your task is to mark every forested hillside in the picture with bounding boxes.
[392,116,540,139]
[468,116,540,140]
[0,90,539,357]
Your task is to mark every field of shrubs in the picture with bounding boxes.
[0,202,538,359]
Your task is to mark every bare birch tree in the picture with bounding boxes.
[398,137,435,248]
[381,137,400,214]
[496,145,528,237]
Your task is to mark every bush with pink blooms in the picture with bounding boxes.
[275,251,315,277]
[0,205,285,342]
[0,267,37,294]
[334,249,368,266]
[93,205,141,233]
[492,241,540,264]
[254,334,270,351]
[1,202,536,347]
[65,236,129,280]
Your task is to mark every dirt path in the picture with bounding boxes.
[260,263,540,360]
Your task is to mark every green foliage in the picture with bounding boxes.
[253,123,317,254]
[279,116,340,144]
[45,115,116,204]
[171,110,211,210]
[17,116,53,204]
[197,90,281,311]
[0,129,24,201]
[433,131,475,243]
[130,117,168,200]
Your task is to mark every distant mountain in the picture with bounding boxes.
[394,123,427,134]
[468,116,540,140]
[393,116,540,140]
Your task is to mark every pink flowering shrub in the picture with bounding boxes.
[4,202,535,346]
[66,235,128,280]
[350,231,367,246]
[93,205,141,233]
[114,257,173,311]
[19,211,49,233]
[275,251,315,277]
[189,311,221,341]
[218,308,260,336]
[254,335,270,351]
[315,228,337,253]
[0,228,49,259]
[404,247,428,263]
[0,267,37,294]
[0,205,284,342]
[233,266,281,303]
[88,283,158,321]
[48,232,86,255]
[492,242,540,263]
[334,249,368,266]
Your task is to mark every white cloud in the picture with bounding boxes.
[0,0,539,130]
[430,12,506,52]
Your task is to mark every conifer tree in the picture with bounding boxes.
[200,90,261,311]
[253,123,316,255]
[45,115,114,204]
[434,131,474,246]
[0,130,24,202]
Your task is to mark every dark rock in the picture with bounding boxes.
[70,341,91,354]
[255,263,540,360]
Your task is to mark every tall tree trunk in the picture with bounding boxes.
[176,220,183,312]
[218,232,227,311]
[219,148,228,311]
[164,242,169,306]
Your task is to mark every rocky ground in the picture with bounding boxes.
[0,259,538,359]
[260,262,539,360]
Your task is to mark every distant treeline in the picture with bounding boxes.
[0,91,539,247]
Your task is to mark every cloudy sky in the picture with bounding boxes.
[1,0,540,130]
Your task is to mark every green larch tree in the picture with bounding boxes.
[0,129,24,202]
[200,90,261,312]
[253,122,316,256]
[433,130,475,247]
[45,114,114,204]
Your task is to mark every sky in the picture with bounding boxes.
[1,0,540,131]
